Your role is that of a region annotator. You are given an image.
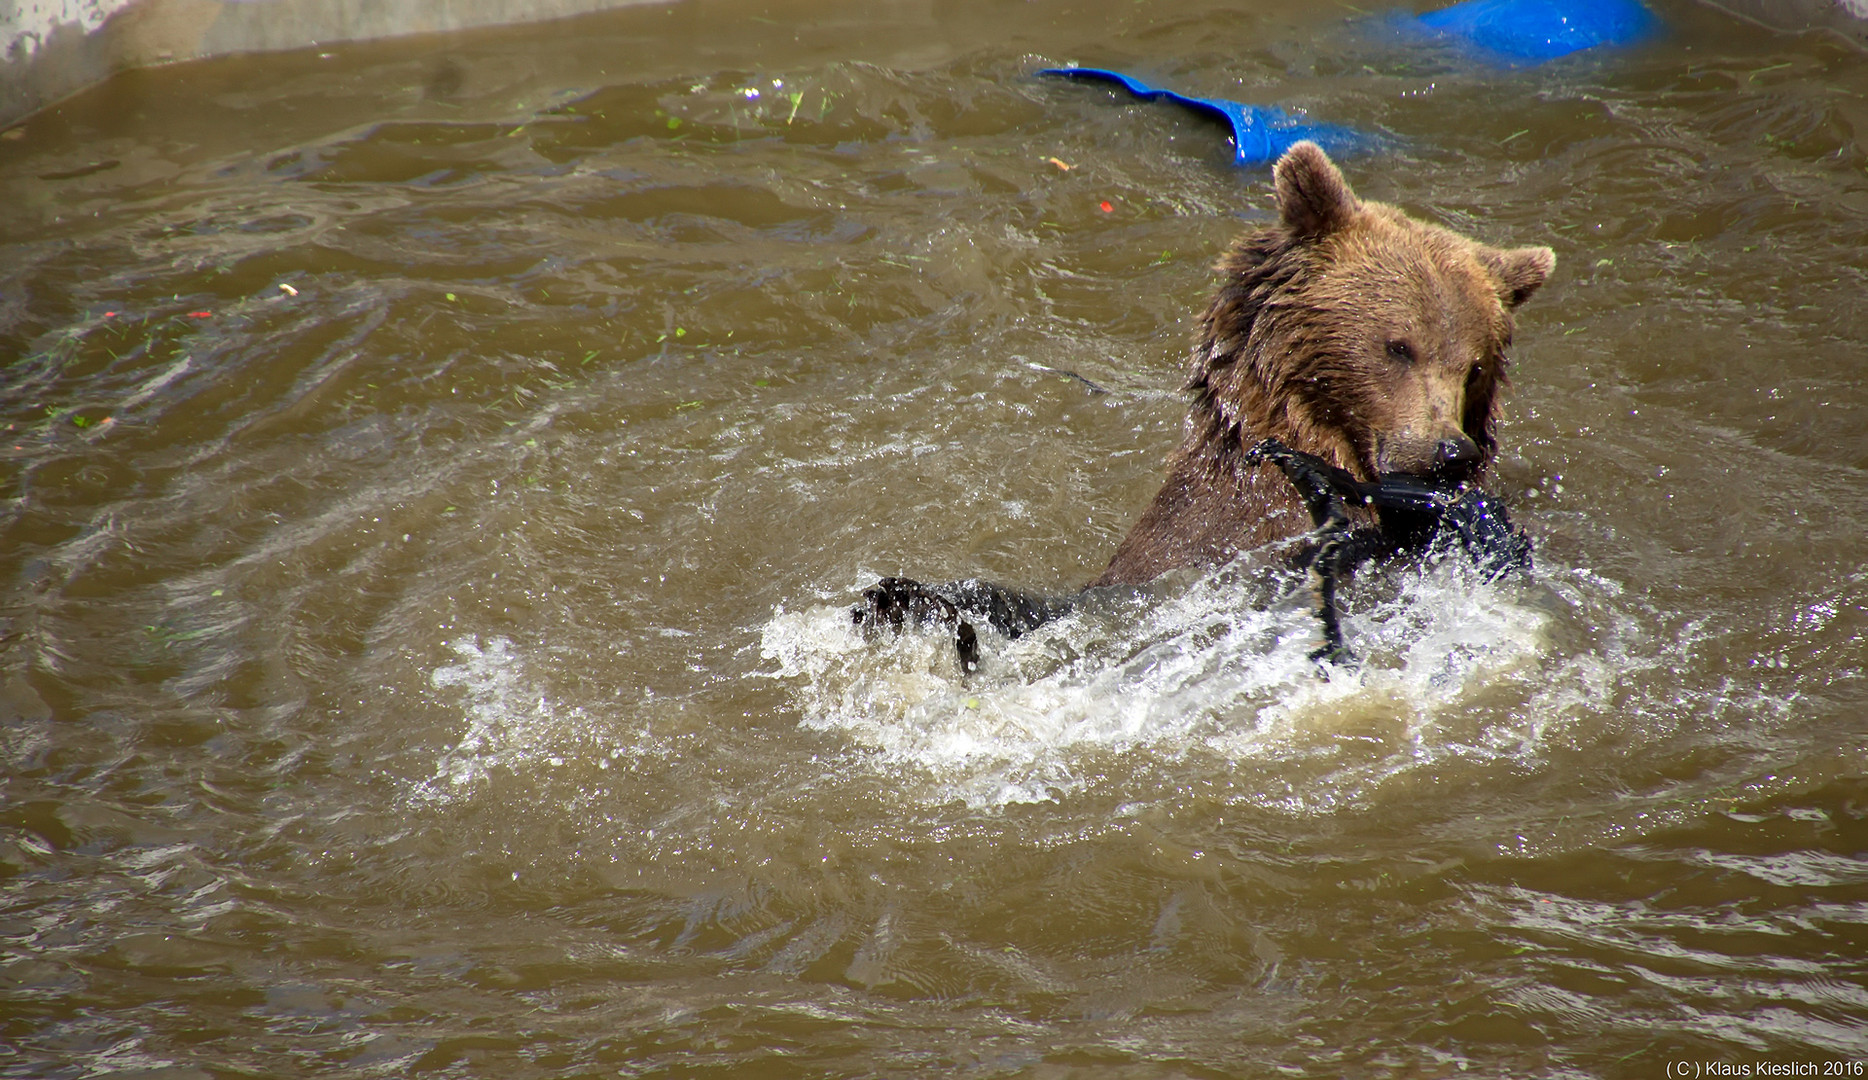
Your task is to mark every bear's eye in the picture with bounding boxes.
[1384,339,1416,364]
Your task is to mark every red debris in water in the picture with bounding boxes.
[188,312,211,318]
[104,311,116,317]
[1099,201,1114,213]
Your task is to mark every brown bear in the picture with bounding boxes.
[1094,140,1554,586]
[856,141,1555,669]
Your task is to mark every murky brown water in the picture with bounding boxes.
[3,0,1866,1074]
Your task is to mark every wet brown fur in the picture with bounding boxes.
[1093,142,1554,588]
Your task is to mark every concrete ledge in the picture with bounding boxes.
[2,0,669,128]
[1700,0,1868,42]
[4,0,1865,130]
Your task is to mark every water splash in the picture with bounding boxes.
[762,559,1579,808]
[418,635,595,801]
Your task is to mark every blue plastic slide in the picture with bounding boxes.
[1037,68,1376,167]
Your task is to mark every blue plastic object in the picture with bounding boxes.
[1037,68,1377,167]
[1411,0,1658,63]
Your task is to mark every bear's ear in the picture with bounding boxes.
[1273,141,1361,239]
[1482,245,1556,307]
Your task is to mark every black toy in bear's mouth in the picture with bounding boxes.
[1369,471,1470,511]
[1257,447,1529,579]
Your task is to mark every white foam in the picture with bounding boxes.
[762,560,1568,808]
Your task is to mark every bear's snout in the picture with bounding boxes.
[1433,436,1485,478]
[1376,431,1484,484]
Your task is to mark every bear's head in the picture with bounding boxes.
[1192,141,1555,490]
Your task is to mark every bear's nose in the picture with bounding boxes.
[1433,436,1484,478]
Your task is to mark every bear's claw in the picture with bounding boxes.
[852,577,982,673]
[852,577,1071,674]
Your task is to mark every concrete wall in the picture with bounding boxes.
[1,0,668,127]
[1702,0,1868,39]
[3,0,1865,129]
